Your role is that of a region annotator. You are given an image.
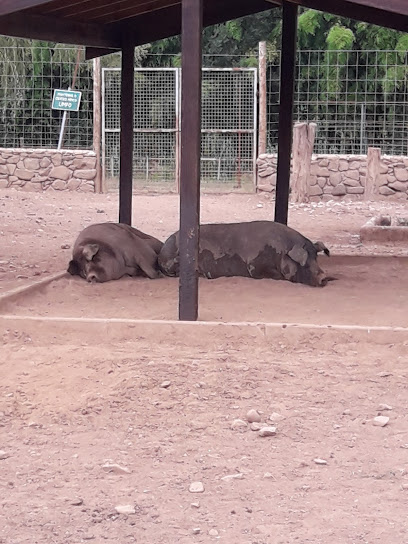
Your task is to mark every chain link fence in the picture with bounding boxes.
[267,50,408,155]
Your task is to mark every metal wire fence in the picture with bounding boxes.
[0,44,93,149]
[267,50,408,155]
[0,43,406,170]
[102,67,257,191]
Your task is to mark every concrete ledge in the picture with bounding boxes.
[1,314,408,347]
[360,215,408,243]
[0,271,68,309]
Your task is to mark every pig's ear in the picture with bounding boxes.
[83,243,99,261]
[314,241,330,256]
[288,245,308,266]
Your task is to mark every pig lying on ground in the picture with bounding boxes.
[158,220,332,287]
[68,223,163,282]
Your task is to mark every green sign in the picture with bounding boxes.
[52,89,82,111]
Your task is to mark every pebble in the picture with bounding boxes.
[378,404,393,411]
[0,450,9,460]
[60,244,70,249]
[102,463,131,474]
[192,528,201,534]
[209,529,219,536]
[96,209,105,213]
[373,416,389,427]
[221,473,244,481]
[115,504,136,515]
[314,458,328,465]
[263,472,275,479]
[191,502,200,508]
[231,419,248,431]
[269,412,285,422]
[160,380,171,388]
[258,426,277,437]
[189,481,204,493]
[246,409,262,423]
[250,422,262,431]
[71,498,83,506]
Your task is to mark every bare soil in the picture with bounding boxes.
[1,188,408,543]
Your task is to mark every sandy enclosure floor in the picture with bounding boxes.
[1,187,408,298]
[1,188,408,543]
[1,330,408,544]
[3,255,408,327]
[1,187,408,325]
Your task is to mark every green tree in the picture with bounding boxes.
[144,11,281,67]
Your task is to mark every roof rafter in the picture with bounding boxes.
[291,0,408,32]
[0,12,121,48]
[0,0,55,17]
[115,0,277,48]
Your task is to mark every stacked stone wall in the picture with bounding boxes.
[0,148,97,192]
[257,153,408,201]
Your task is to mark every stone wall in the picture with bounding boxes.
[257,153,408,201]
[0,148,97,192]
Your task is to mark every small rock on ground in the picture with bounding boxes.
[189,481,204,493]
[373,415,390,426]
[246,409,262,423]
[231,419,248,431]
[259,426,277,437]
[102,463,131,474]
[314,458,328,465]
[115,505,136,515]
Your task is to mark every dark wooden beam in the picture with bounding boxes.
[47,0,173,20]
[0,0,55,16]
[274,1,298,225]
[351,0,408,15]
[85,47,119,60]
[291,0,408,32]
[0,12,121,48]
[113,0,275,47]
[178,0,203,322]
[118,39,135,226]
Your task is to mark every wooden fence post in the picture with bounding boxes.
[93,57,103,193]
[291,122,316,203]
[365,147,381,200]
[258,41,267,158]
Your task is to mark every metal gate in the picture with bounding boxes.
[102,67,257,192]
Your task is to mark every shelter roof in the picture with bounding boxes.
[0,0,406,54]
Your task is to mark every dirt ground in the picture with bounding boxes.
[1,187,408,543]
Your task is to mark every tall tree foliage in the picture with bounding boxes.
[144,11,282,67]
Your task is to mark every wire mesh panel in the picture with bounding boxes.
[103,67,257,193]
[103,68,178,192]
[267,50,408,155]
[201,68,257,191]
[0,44,93,149]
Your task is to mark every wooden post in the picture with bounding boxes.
[365,147,381,201]
[291,122,316,203]
[118,39,134,225]
[258,41,267,157]
[93,57,103,193]
[179,0,203,321]
[274,1,298,225]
